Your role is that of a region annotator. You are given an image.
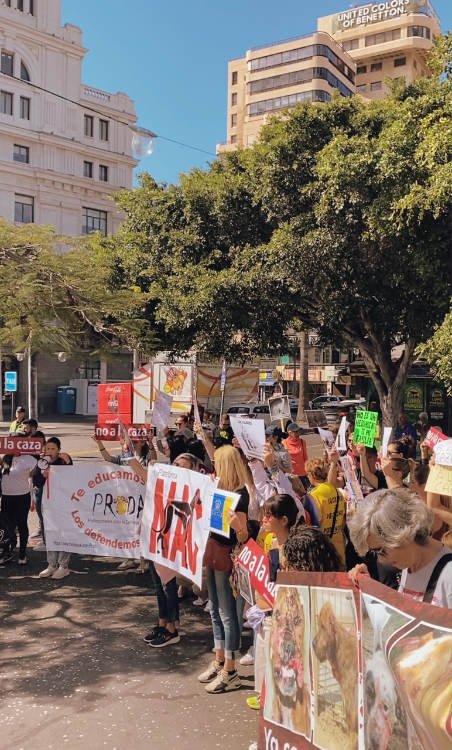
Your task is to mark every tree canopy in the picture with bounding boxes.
[107,42,452,425]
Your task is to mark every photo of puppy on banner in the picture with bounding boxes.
[263,585,311,739]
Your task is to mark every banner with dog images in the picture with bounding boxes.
[140,463,214,588]
[44,463,146,557]
[258,571,452,750]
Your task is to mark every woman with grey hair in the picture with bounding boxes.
[348,488,452,608]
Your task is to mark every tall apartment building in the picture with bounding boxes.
[218,0,440,151]
[0,0,138,235]
[318,0,440,99]
[218,32,355,152]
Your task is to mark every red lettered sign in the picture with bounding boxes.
[94,423,155,441]
[236,538,275,607]
[424,426,448,449]
[0,436,44,455]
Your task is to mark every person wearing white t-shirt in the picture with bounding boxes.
[0,453,37,565]
[348,488,452,609]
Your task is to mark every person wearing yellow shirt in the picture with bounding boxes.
[304,458,346,564]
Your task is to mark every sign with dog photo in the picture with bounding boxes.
[258,571,452,750]
[140,463,215,588]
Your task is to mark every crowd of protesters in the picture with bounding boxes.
[1,401,451,745]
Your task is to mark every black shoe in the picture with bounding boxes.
[143,625,166,643]
[0,552,13,567]
[148,629,180,648]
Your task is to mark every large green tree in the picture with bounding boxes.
[108,43,452,427]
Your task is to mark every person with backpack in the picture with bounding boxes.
[348,488,452,608]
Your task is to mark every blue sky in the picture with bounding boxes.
[62,0,452,185]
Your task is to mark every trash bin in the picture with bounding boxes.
[57,386,76,415]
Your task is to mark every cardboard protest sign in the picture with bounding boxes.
[236,538,275,607]
[0,435,43,455]
[423,426,448,450]
[236,566,255,606]
[304,409,328,428]
[339,454,364,504]
[258,571,452,750]
[317,427,335,449]
[381,426,392,457]
[209,489,240,538]
[140,463,214,588]
[425,464,452,497]
[151,388,173,432]
[353,410,378,447]
[335,416,348,452]
[268,394,291,422]
[229,415,266,460]
[44,463,145,557]
[434,438,452,467]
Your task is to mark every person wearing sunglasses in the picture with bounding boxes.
[348,488,452,608]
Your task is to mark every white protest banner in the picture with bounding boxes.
[268,394,291,422]
[44,463,145,557]
[152,388,173,432]
[335,416,349,452]
[339,454,364,504]
[140,463,214,588]
[425,464,452,497]
[209,489,240,538]
[434,438,452,467]
[229,415,266,460]
[318,426,335,449]
[381,426,392,457]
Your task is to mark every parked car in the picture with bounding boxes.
[319,398,366,425]
[309,394,346,408]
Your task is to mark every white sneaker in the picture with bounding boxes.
[18,556,28,566]
[52,567,70,580]
[239,647,255,666]
[39,566,57,578]
[34,541,46,551]
[117,559,139,570]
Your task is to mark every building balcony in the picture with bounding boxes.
[80,85,136,118]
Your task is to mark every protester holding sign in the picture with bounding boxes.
[38,437,74,580]
[0,451,37,565]
[349,488,452,608]
[199,445,250,694]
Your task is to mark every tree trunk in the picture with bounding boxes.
[359,340,415,429]
[296,331,309,422]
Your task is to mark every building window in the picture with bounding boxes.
[342,39,359,51]
[83,160,93,178]
[365,29,401,46]
[14,194,34,223]
[0,91,13,115]
[17,0,24,10]
[248,89,331,117]
[230,135,237,144]
[20,61,30,81]
[408,26,431,39]
[19,96,30,119]
[99,164,108,182]
[357,65,367,74]
[5,0,11,7]
[371,62,383,72]
[231,113,237,127]
[84,114,94,137]
[29,0,34,14]
[99,119,109,141]
[231,92,237,106]
[82,207,107,235]
[370,81,382,91]
[249,43,355,83]
[248,66,353,98]
[394,57,406,68]
[1,52,14,77]
[231,71,238,85]
[356,84,367,93]
[13,144,29,163]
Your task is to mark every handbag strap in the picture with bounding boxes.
[329,492,341,538]
[423,553,452,603]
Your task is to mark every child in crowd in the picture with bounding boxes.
[38,437,73,580]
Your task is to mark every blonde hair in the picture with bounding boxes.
[214,444,249,491]
[305,458,328,482]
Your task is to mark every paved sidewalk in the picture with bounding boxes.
[0,551,256,750]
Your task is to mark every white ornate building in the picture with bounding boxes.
[0,0,137,235]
